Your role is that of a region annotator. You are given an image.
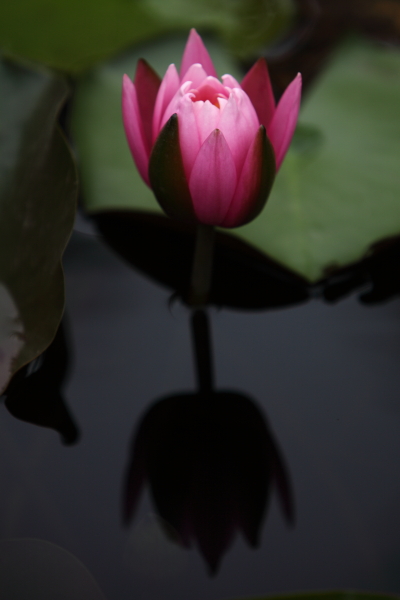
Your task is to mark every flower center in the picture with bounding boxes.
[191,83,228,108]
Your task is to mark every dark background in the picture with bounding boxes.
[1,229,400,600]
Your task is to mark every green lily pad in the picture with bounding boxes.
[145,0,295,60]
[0,0,165,73]
[71,36,400,283]
[240,39,400,281]
[0,59,78,387]
[0,0,293,73]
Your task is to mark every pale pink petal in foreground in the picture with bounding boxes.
[152,64,180,142]
[221,74,241,90]
[218,88,259,175]
[133,59,161,153]
[159,80,192,132]
[217,97,228,112]
[181,63,208,88]
[192,100,221,145]
[177,96,202,180]
[189,130,237,225]
[241,58,275,129]
[267,73,302,170]
[122,75,150,184]
[180,28,218,79]
[222,127,265,228]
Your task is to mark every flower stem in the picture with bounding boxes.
[190,308,213,394]
[189,224,215,307]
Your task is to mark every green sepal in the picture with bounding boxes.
[238,125,276,227]
[148,114,195,222]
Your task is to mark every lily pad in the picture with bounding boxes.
[240,39,400,281]
[0,0,293,73]
[0,59,78,385]
[71,35,400,283]
[0,0,165,73]
[146,0,294,60]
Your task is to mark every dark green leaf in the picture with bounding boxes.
[0,59,78,389]
[0,0,165,73]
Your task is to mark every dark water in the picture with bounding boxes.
[1,230,400,600]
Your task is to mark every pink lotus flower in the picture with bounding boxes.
[122,29,301,228]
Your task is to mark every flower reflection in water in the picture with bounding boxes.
[123,388,293,574]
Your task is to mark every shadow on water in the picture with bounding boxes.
[2,318,79,445]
